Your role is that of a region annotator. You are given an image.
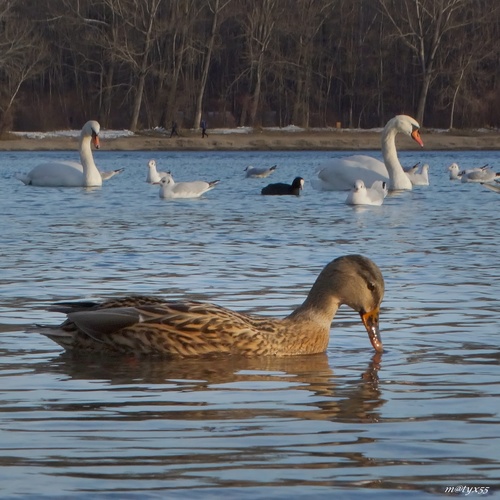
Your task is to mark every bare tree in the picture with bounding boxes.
[192,0,232,130]
[378,0,477,125]
[241,0,282,126]
[153,0,201,129]
[437,1,500,128]
[4,0,500,131]
[96,0,165,131]
[277,0,336,127]
[0,1,48,133]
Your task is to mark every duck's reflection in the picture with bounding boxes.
[39,351,384,424]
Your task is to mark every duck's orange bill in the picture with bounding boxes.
[360,307,383,352]
[92,132,100,149]
[411,129,424,147]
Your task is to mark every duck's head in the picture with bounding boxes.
[318,255,385,352]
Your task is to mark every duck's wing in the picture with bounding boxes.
[56,299,277,355]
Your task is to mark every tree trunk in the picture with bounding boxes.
[129,0,161,131]
[249,52,264,126]
[193,0,225,129]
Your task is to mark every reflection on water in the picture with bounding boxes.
[0,150,499,498]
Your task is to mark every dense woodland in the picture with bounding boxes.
[1,0,500,133]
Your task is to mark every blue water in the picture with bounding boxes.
[0,146,499,499]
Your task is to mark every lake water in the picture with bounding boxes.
[0,146,499,499]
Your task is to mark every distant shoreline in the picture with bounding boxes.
[1,128,500,151]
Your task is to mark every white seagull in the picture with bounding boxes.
[461,166,500,183]
[345,180,388,206]
[155,173,220,199]
[146,159,170,183]
[406,164,430,186]
[404,162,420,174]
[244,165,277,178]
[448,163,489,181]
[100,168,124,181]
[448,163,462,180]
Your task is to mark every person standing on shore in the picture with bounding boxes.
[201,119,208,138]
[170,121,179,138]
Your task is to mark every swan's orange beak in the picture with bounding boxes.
[360,307,383,352]
[92,132,100,149]
[411,129,423,147]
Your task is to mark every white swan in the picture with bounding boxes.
[244,165,277,178]
[146,159,169,183]
[345,180,388,206]
[311,115,423,192]
[406,164,429,186]
[155,173,220,199]
[15,121,102,187]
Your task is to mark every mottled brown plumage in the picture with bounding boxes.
[39,255,385,357]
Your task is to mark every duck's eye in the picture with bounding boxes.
[367,282,376,292]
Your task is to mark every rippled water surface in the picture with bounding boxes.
[0,147,499,499]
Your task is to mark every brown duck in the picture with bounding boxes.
[40,255,384,356]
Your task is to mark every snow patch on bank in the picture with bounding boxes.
[11,125,496,139]
[11,129,135,140]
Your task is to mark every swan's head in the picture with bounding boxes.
[83,120,100,149]
[148,159,156,169]
[390,115,423,147]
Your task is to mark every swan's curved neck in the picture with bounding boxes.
[79,134,101,186]
[382,126,413,190]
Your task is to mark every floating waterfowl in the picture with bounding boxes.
[38,255,385,356]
